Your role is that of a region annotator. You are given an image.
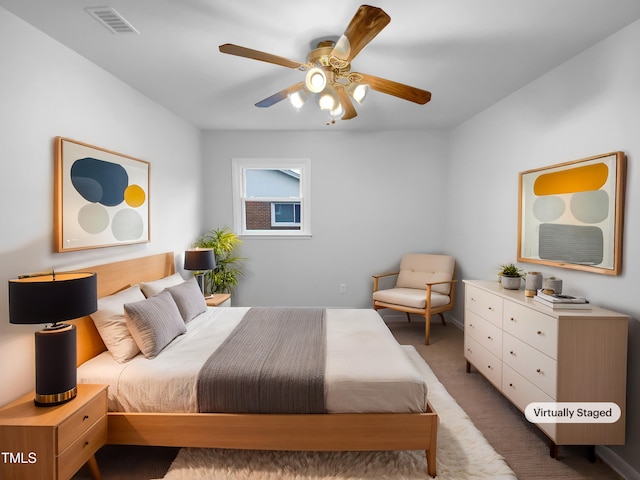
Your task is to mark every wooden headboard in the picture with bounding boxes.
[67,252,175,366]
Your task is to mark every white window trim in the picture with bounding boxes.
[232,158,311,237]
[270,202,301,227]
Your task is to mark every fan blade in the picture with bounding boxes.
[355,73,431,105]
[219,44,307,70]
[333,84,357,120]
[331,5,390,62]
[255,83,305,108]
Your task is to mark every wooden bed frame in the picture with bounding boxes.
[68,252,438,477]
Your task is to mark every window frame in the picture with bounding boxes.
[231,158,311,237]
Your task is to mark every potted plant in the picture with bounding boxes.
[498,263,524,290]
[194,226,245,294]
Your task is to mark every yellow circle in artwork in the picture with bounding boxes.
[124,184,146,207]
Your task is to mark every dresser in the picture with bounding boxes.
[0,384,107,480]
[463,280,628,455]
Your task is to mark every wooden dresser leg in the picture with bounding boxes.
[587,445,596,463]
[87,454,102,480]
[549,439,559,459]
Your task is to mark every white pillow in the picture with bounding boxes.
[166,277,208,323]
[124,291,187,359]
[90,285,145,363]
[139,272,184,297]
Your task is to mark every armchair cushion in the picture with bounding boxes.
[396,254,454,295]
[373,288,451,310]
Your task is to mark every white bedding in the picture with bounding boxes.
[78,307,428,414]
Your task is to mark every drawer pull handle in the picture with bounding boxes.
[509,317,515,322]
[537,331,542,335]
[487,336,492,340]
[536,368,542,373]
[487,365,492,369]
[509,350,515,355]
[84,441,90,448]
[83,415,89,421]
[509,383,514,388]
[488,307,493,311]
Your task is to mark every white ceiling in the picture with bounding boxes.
[3,0,640,131]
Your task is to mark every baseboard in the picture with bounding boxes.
[596,446,640,480]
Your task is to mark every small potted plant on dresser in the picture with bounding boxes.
[498,263,524,290]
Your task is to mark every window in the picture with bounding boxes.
[232,158,311,236]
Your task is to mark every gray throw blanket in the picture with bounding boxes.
[197,307,326,413]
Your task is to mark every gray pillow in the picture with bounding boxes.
[139,272,184,297]
[124,291,187,358]
[166,277,208,323]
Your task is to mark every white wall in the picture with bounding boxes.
[202,129,450,308]
[0,9,203,405]
[447,18,640,477]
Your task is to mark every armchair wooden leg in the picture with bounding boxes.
[425,316,431,345]
[438,313,447,326]
[406,312,412,323]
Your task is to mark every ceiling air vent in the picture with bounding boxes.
[85,7,139,34]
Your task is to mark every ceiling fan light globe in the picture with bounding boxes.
[318,91,338,111]
[350,84,369,104]
[289,90,307,109]
[305,67,327,93]
[330,103,344,117]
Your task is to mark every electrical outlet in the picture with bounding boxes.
[339,283,347,294]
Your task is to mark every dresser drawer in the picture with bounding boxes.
[503,333,557,398]
[58,388,107,453]
[504,301,558,359]
[465,285,503,327]
[465,310,502,359]
[464,335,502,389]
[502,365,556,439]
[58,415,107,480]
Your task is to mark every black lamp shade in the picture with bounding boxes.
[184,248,216,271]
[9,272,98,325]
[8,271,97,406]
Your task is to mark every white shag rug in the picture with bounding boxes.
[157,346,516,480]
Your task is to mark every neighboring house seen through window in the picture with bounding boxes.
[232,159,311,236]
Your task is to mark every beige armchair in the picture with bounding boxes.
[372,253,456,345]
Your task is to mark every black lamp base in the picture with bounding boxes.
[34,323,77,407]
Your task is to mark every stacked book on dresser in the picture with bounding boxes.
[533,289,591,310]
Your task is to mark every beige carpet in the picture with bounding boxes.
[156,346,516,480]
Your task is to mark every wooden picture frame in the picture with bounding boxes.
[54,137,150,252]
[517,151,626,275]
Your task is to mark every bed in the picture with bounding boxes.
[68,252,438,477]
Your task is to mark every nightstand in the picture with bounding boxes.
[206,293,231,307]
[0,384,107,480]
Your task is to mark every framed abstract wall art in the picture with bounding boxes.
[518,151,626,275]
[54,137,150,252]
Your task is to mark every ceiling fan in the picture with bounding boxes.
[219,5,431,123]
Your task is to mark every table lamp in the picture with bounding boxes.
[184,248,216,296]
[8,271,97,407]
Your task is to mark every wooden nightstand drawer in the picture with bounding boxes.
[58,415,107,480]
[57,388,107,453]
